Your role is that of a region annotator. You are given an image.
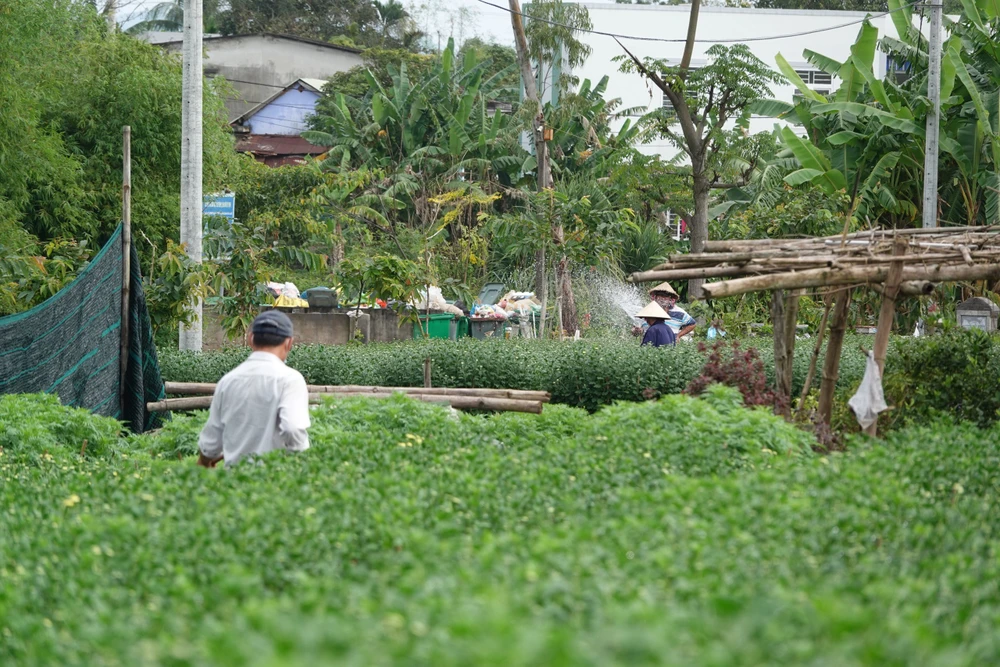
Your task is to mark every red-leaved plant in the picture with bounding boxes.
[684,341,789,415]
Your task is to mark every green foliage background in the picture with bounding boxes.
[0,0,238,251]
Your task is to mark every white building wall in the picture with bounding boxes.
[563,3,909,159]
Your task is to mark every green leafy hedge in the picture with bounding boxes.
[159,337,869,411]
[885,328,1000,428]
[2,389,1000,663]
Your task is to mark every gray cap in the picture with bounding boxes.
[251,310,294,339]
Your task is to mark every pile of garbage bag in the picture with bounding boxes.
[471,291,541,320]
[413,286,464,316]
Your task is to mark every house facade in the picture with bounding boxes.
[156,33,363,121]
[230,78,330,166]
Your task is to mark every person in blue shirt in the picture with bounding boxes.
[632,281,697,340]
[649,281,697,339]
[637,301,677,347]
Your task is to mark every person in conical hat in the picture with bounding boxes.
[649,281,696,340]
[637,301,677,347]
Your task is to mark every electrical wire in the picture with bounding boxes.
[475,0,924,44]
[210,76,298,90]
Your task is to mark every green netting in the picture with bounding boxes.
[0,224,166,433]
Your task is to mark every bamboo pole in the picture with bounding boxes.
[148,393,544,414]
[631,266,761,282]
[818,289,853,424]
[863,239,907,437]
[119,126,131,413]
[163,381,551,403]
[702,262,1000,299]
[634,253,999,284]
[796,294,832,418]
[870,280,935,297]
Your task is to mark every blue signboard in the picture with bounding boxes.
[203,192,235,220]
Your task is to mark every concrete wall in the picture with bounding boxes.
[202,308,355,350]
[162,35,362,121]
[202,307,413,349]
[354,309,414,344]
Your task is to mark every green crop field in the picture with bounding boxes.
[2,389,999,666]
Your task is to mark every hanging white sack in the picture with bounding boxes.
[848,351,889,429]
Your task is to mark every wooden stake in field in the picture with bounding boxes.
[864,238,907,436]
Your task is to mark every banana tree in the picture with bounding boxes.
[754,19,935,226]
[304,38,531,230]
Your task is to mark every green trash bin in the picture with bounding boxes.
[414,313,454,339]
[448,316,470,340]
[470,318,505,340]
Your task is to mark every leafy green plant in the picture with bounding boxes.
[3,389,1000,664]
[884,328,1000,429]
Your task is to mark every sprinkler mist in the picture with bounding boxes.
[579,272,649,331]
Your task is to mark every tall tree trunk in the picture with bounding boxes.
[333,222,345,267]
[535,247,547,334]
[510,0,557,326]
[688,167,710,298]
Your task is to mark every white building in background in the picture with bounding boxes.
[555,3,915,159]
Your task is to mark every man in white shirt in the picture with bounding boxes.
[198,310,311,467]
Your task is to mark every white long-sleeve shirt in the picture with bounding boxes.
[198,351,311,465]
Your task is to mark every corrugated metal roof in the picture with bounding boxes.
[235,134,328,157]
[153,32,362,55]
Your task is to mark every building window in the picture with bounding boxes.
[886,56,912,83]
[794,69,833,86]
[663,210,686,240]
[661,94,677,121]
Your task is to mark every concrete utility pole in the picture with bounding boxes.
[509,0,553,334]
[179,0,204,351]
[104,0,117,31]
[922,0,943,229]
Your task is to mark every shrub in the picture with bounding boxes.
[684,340,788,413]
[159,337,869,412]
[884,328,1000,428]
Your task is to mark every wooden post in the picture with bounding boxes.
[796,294,832,418]
[864,238,907,436]
[556,293,564,341]
[423,357,432,388]
[818,287,852,424]
[119,126,132,412]
[771,290,789,406]
[771,288,801,415]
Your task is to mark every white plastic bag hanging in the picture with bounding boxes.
[848,351,888,429]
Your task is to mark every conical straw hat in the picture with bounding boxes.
[649,281,679,297]
[636,301,669,319]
